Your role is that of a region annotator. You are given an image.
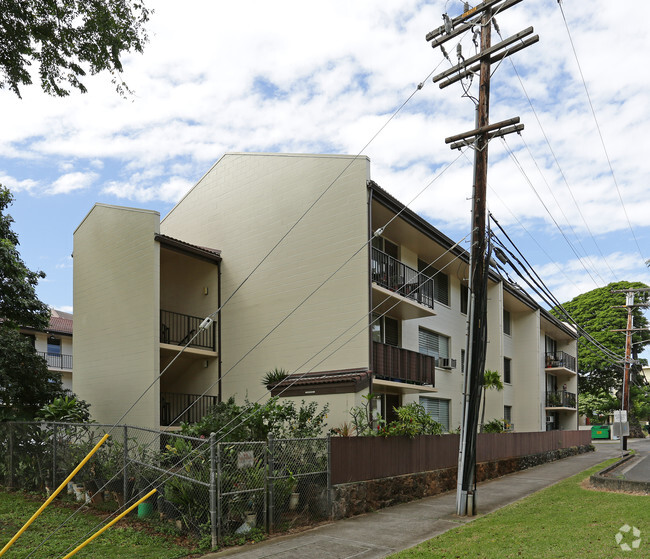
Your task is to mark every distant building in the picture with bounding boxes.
[73,153,578,431]
[21,309,73,392]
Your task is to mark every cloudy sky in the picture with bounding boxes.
[2,0,649,335]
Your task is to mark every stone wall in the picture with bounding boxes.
[331,444,593,519]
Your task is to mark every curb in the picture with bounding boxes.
[590,453,650,494]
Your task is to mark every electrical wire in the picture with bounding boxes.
[557,1,647,265]
[52,239,472,558]
[498,135,604,286]
[493,23,620,284]
[40,150,469,556]
[36,57,460,559]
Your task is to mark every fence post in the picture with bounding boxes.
[263,439,268,533]
[123,425,129,503]
[209,432,217,550]
[217,440,222,544]
[268,434,274,534]
[8,423,14,489]
[52,424,58,492]
[327,434,332,519]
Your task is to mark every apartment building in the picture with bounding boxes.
[73,153,578,431]
[21,309,74,393]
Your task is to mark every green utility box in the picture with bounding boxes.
[591,425,610,439]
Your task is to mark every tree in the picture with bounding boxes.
[480,369,504,432]
[1,0,150,98]
[551,281,650,396]
[1,186,65,419]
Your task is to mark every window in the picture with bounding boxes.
[419,328,449,359]
[503,309,511,335]
[420,397,450,431]
[545,335,557,354]
[372,314,399,347]
[503,357,511,384]
[373,236,399,259]
[460,284,469,315]
[504,405,512,424]
[47,336,61,355]
[418,260,449,306]
[461,349,466,374]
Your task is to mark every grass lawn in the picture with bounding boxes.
[0,491,198,558]
[390,457,648,559]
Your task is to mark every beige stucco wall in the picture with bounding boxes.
[511,309,542,432]
[73,204,160,428]
[161,154,371,420]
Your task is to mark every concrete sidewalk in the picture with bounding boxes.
[201,442,622,559]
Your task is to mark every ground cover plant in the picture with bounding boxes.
[390,457,647,559]
[0,491,196,558]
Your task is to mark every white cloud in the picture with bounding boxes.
[47,171,98,195]
[0,173,39,192]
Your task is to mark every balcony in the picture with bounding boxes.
[37,351,73,370]
[545,351,576,373]
[372,341,435,386]
[160,392,219,426]
[545,390,577,409]
[160,309,215,351]
[371,248,435,320]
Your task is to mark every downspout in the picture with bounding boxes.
[218,261,222,403]
[367,184,374,397]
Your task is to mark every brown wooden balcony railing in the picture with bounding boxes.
[372,341,435,385]
[160,309,215,351]
[371,248,435,310]
[545,351,576,372]
[37,351,73,370]
[546,390,576,409]
[160,392,219,426]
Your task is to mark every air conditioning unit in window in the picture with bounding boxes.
[437,358,456,369]
[546,416,554,423]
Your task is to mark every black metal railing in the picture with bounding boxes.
[160,392,219,426]
[545,351,576,372]
[37,352,73,370]
[373,342,435,385]
[371,248,435,310]
[545,390,577,409]
[160,309,215,351]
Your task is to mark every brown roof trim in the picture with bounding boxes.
[269,368,371,397]
[155,234,222,263]
[369,181,577,340]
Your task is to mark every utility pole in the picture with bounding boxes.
[611,287,650,451]
[425,0,538,516]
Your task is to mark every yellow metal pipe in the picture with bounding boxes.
[61,488,158,559]
[0,433,110,557]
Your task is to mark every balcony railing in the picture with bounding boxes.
[373,341,435,386]
[160,392,219,426]
[37,351,73,370]
[545,351,576,372]
[160,309,215,351]
[371,248,435,310]
[546,390,577,409]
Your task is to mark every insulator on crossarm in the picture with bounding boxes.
[443,13,452,34]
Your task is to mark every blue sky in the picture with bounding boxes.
[2,0,649,359]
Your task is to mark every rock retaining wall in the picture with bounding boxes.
[331,444,593,519]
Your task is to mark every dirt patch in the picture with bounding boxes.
[581,478,649,497]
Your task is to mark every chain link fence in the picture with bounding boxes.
[0,422,331,547]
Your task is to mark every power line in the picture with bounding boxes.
[495,24,620,283]
[557,0,646,265]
